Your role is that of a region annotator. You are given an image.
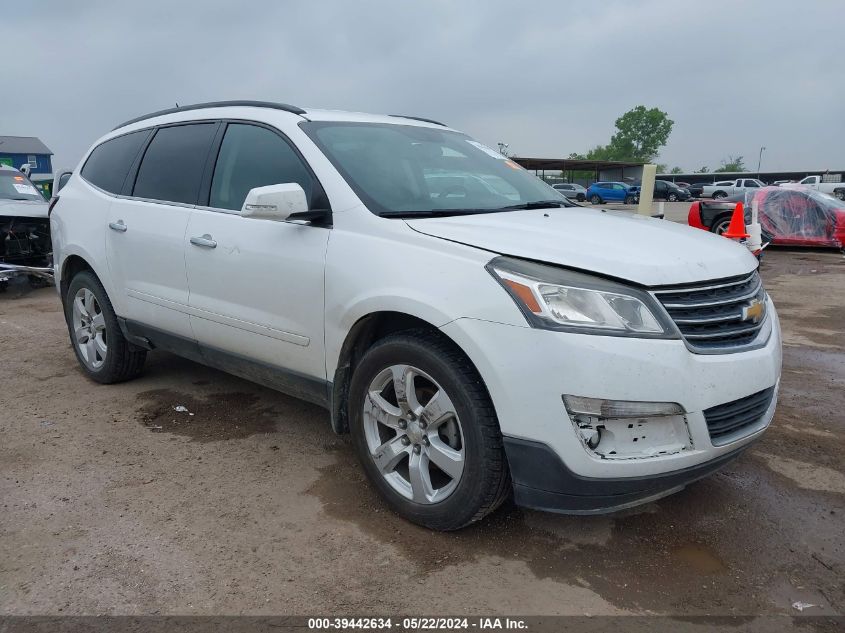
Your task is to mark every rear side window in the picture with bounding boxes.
[133,123,217,205]
[209,123,313,211]
[57,172,72,191]
[80,131,148,194]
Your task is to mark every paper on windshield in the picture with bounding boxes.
[13,183,39,196]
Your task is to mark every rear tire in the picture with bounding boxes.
[834,189,845,201]
[590,194,602,204]
[64,270,146,384]
[348,330,510,531]
[713,191,727,199]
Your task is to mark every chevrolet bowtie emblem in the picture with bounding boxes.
[742,298,765,323]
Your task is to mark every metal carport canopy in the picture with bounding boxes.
[512,157,645,171]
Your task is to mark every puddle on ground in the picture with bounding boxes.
[136,388,279,442]
[671,544,727,574]
[304,442,802,613]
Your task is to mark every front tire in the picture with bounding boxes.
[64,270,146,384]
[668,193,678,202]
[834,189,845,201]
[590,194,602,204]
[348,331,510,531]
[712,215,732,235]
[576,193,586,202]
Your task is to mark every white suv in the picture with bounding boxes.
[51,101,782,530]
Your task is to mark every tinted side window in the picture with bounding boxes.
[133,123,217,204]
[209,124,313,211]
[80,131,148,194]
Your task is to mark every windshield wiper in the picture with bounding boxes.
[389,208,516,218]
[501,200,570,210]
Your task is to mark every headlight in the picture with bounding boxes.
[487,256,676,337]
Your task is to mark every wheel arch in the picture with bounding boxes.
[59,254,97,308]
[329,310,487,435]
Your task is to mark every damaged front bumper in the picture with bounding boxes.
[1,213,54,285]
[0,262,55,282]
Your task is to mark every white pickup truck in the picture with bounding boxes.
[701,178,766,199]
[781,175,845,201]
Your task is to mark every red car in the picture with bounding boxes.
[688,186,845,248]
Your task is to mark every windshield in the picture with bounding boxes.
[301,122,574,216]
[0,170,45,201]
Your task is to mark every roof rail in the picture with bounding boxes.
[113,100,306,130]
[389,114,447,127]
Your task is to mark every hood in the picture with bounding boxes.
[405,207,757,286]
[0,198,49,219]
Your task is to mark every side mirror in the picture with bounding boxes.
[20,163,32,177]
[240,183,308,221]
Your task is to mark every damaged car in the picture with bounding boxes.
[0,165,53,291]
[52,101,782,530]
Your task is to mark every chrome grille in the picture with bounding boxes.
[653,272,767,351]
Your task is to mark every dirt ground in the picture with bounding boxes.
[1,248,843,618]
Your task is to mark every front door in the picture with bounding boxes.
[184,122,330,387]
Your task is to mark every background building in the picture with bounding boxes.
[0,136,55,197]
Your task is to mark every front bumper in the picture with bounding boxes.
[505,436,752,514]
[440,297,781,510]
[0,263,55,282]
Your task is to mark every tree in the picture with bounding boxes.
[715,155,746,172]
[694,166,710,173]
[606,106,674,163]
[670,166,683,174]
[656,163,668,174]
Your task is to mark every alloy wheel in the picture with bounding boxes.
[363,364,465,504]
[714,218,732,235]
[72,287,107,370]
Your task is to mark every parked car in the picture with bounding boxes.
[552,182,587,201]
[701,178,766,199]
[585,181,637,204]
[52,101,781,530]
[0,165,54,291]
[688,186,845,248]
[687,182,709,198]
[780,175,845,201]
[641,180,691,202]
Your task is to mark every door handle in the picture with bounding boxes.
[108,220,127,232]
[190,234,217,248]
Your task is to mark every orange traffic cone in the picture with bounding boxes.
[722,202,749,240]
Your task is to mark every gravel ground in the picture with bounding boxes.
[0,248,843,618]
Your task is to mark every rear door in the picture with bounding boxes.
[184,121,330,387]
[105,122,219,338]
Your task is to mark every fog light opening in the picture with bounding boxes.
[564,395,693,460]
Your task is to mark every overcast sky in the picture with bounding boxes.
[4,0,842,173]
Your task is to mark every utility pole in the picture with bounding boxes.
[757,146,766,179]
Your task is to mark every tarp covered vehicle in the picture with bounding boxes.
[688,186,845,248]
[0,165,53,291]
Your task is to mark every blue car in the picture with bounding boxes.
[585,181,638,205]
